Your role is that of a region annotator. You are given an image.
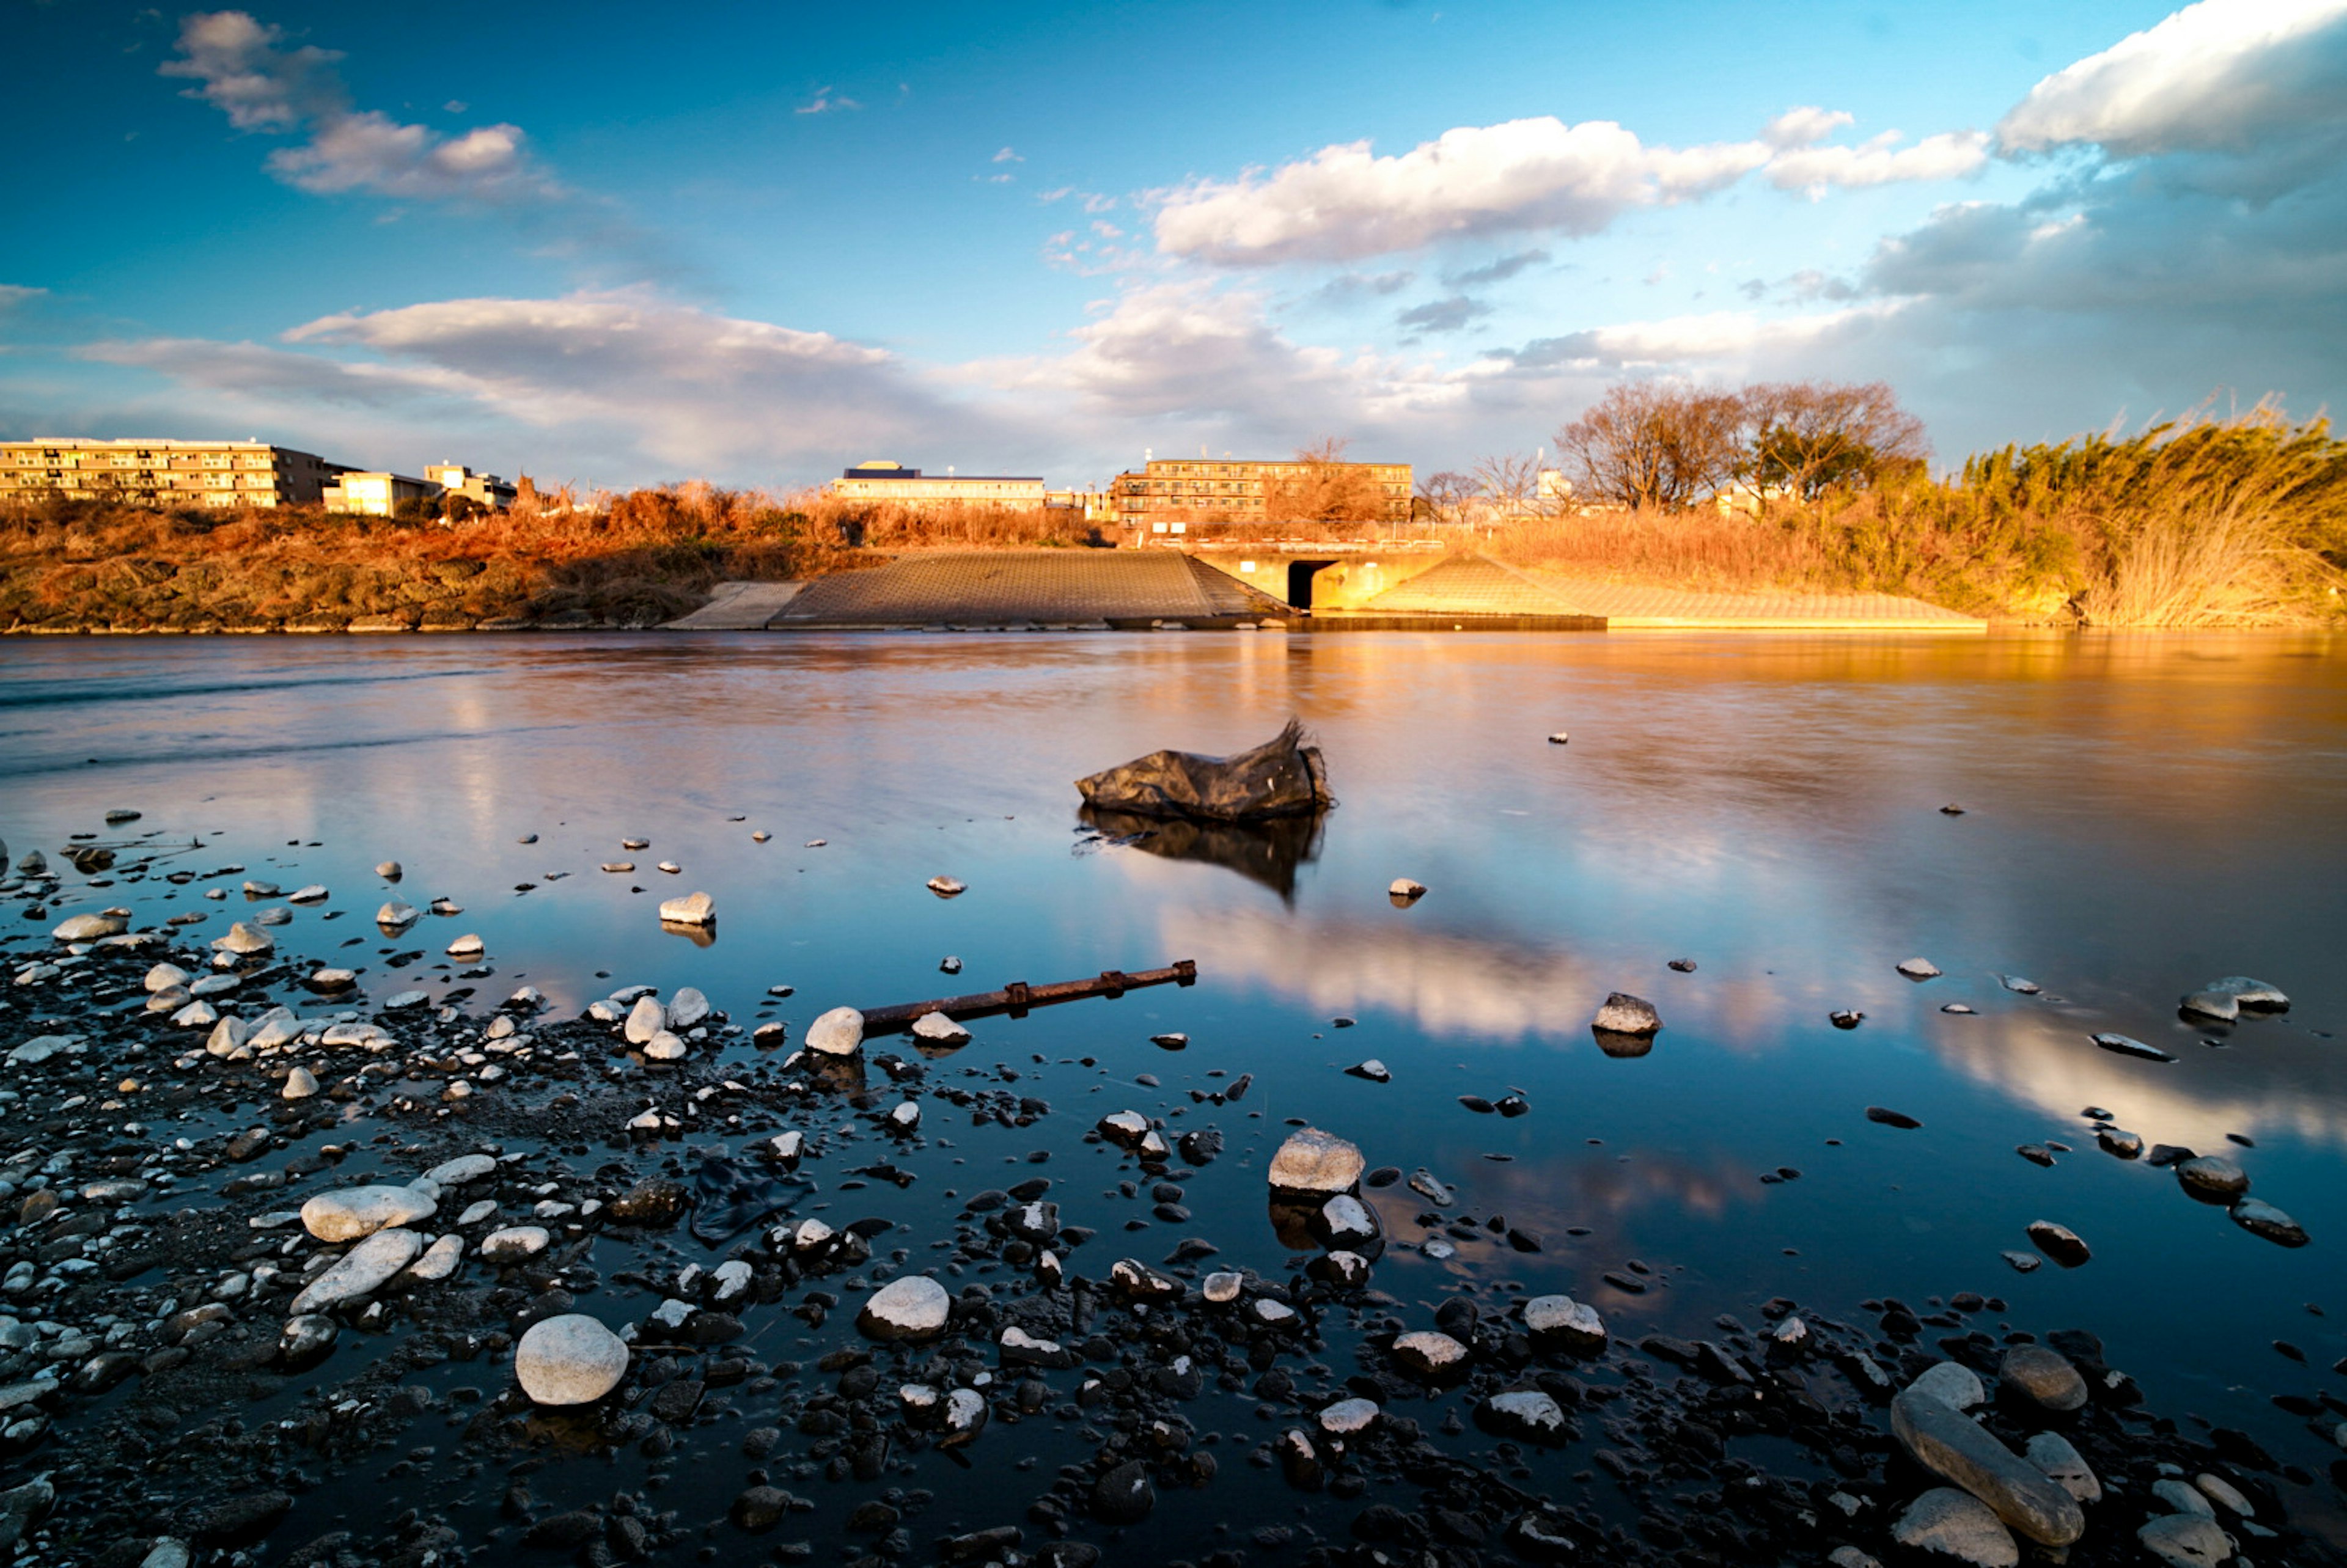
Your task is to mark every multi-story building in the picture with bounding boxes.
[827,461,1048,508]
[0,438,343,508]
[1109,456,1413,527]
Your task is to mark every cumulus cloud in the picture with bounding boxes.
[1998,0,2347,158]
[1154,118,1774,265]
[1156,109,1998,265]
[1766,131,1991,194]
[161,10,557,202]
[1502,304,1897,371]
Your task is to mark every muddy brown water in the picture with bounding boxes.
[2,629,2345,1561]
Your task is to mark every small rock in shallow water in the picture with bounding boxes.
[2230,1198,2308,1247]
[376,901,417,929]
[1908,1361,1985,1409]
[1897,957,1942,980]
[1591,991,1661,1036]
[1318,1397,1379,1436]
[1475,1389,1570,1444]
[1268,1127,1364,1195]
[1999,1344,2087,1412]
[1866,1105,1922,1129]
[2025,1220,2091,1267]
[282,1066,319,1100]
[858,1275,950,1341]
[515,1313,630,1405]
[375,860,402,879]
[911,1011,970,1045]
[1830,1009,1865,1029]
[1388,877,1425,903]
[926,876,966,898]
[2091,1031,2175,1062]
[291,1228,425,1313]
[1345,1059,1390,1082]
[1524,1294,1606,1351]
[658,891,714,925]
[2000,1250,2040,1273]
[2176,1156,2249,1200]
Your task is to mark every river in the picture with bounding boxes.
[2,628,2343,1561]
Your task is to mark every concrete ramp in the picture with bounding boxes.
[772,551,1288,628]
[666,581,806,629]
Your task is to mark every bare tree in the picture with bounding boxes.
[1273,436,1384,522]
[1472,453,1544,519]
[1555,382,1748,510]
[1414,470,1477,524]
[1741,381,1929,500]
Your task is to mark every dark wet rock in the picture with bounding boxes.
[2176,1156,2249,1200]
[1866,1106,1922,1129]
[1391,1330,1469,1378]
[2091,1031,2175,1062]
[185,1490,294,1545]
[2231,1198,2308,1247]
[1458,1094,1495,1113]
[1090,1460,1155,1524]
[1345,1060,1390,1082]
[608,1179,690,1228]
[1590,992,1661,1036]
[1890,1388,2084,1546]
[690,1156,788,1242]
[1475,1388,1570,1445]
[2015,1143,2053,1167]
[1830,1009,1865,1029]
[1277,1429,1322,1490]
[2097,1127,2143,1157]
[2138,1513,2234,1567]
[1364,1165,1401,1187]
[730,1486,793,1532]
[938,1526,1023,1563]
[2025,1221,2090,1267]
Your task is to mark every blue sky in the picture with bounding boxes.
[2,0,2343,493]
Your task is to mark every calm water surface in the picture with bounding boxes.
[4,629,2345,1548]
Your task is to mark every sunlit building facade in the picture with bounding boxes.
[0,438,342,508]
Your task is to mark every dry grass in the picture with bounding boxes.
[1487,403,2347,625]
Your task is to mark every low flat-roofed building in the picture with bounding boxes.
[323,471,436,516]
[1111,456,1412,527]
[0,438,343,508]
[424,463,518,511]
[828,460,1049,508]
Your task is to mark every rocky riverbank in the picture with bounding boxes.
[1,829,2343,1568]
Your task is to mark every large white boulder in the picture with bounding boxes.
[301,1185,439,1242]
[858,1275,950,1341]
[623,994,667,1045]
[515,1313,630,1405]
[1268,1127,1364,1195]
[807,1006,865,1056]
[290,1228,425,1313]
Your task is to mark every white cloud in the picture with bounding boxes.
[1766,131,1991,194]
[1503,304,1898,371]
[991,147,1022,163]
[0,285,46,313]
[1761,106,1855,148]
[1999,0,2347,157]
[796,87,861,115]
[1154,117,1774,265]
[161,10,556,203]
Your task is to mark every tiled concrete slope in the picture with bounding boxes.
[771,551,1288,626]
[1364,553,1985,629]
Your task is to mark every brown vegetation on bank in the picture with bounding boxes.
[1488,402,2347,625]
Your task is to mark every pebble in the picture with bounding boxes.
[2230,1198,2308,1247]
[1345,1060,1390,1082]
[1907,1361,1984,1410]
[290,1228,426,1313]
[1892,1487,2019,1567]
[658,892,715,925]
[1475,1390,1569,1444]
[911,1011,970,1045]
[1999,1345,2087,1412]
[2026,1220,2090,1267]
[281,1066,320,1100]
[1524,1295,1606,1350]
[1590,991,1661,1036]
[1387,877,1426,901]
[1268,1127,1364,1195]
[807,1006,865,1056]
[1318,1397,1378,1436]
[2091,1031,2175,1062]
[480,1226,549,1259]
[2137,1512,2233,1567]
[376,901,418,929]
[1897,957,1942,980]
[857,1275,950,1341]
[2176,1156,2249,1199]
[926,876,966,898]
[2024,1432,2101,1503]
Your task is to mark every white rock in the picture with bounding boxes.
[1524,1294,1606,1349]
[301,1185,438,1242]
[807,1006,865,1056]
[1318,1398,1379,1435]
[188,973,240,997]
[288,884,328,903]
[139,1539,193,1568]
[624,994,667,1044]
[1393,1330,1468,1376]
[7,1035,79,1066]
[376,901,418,929]
[1893,1488,2019,1567]
[2194,1473,2253,1518]
[406,1234,465,1283]
[205,1014,251,1057]
[282,1066,320,1100]
[310,967,356,989]
[2025,1433,2101,1504]
[1388,877,1426,899]
[480,1226,549,1259]
[375,860,402,879]
[911,1011,971,1044]
[887,1101,922,1130]
[446,934,484,958]
[1320,1193,1377,1245]
[643,1031,688,1060]
[658,891,715,925]
[246,1007,301,1050]
[514,1313,630,1405]
[1268,1127,1364,1195]
[767,1131,804,1165]
[926,876,966,897]
[171,1001,218,1030]
[144,962,191,993]
[53,913,127,942]
[1592,991,1662,1035]
[290,1228,425,1313]
[655,860,680,874]
[667,986,710,1028]
[458,1200,498,1225]
[858,1275,951,1341]
[711,1259,753,1303]
[1201,1272,1244,1303]
[427,1154,498,1186]
[2137,1514,2233,1568]
[1898,957,1943,980]
[792,1218,834,1250]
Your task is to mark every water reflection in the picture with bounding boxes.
[1080,805,1323,899]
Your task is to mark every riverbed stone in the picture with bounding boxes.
[1318,1397,1379,1436]
[2137,1513,2233,1567]
[1999,1345,2087,1412]
[1524,1294,1607,1350]
[2024,1432,2100,1503]
[911,1011,970,1044]
[1909,1361,1985,1410]
[2203,975,2289,1011]
[1890,1388,2084,1546]
[2026,1220,2091,1267]
[425,1154,497,1187]
[52,913,127,942]
[301,1185,438,1242]
[290,1228,426,1313]
[281,1066,319,1100]
[1392,1331,1468,1378]
[376,901,417,929]
[2154,1479,2214,1517]
[482,1226,550,1259]
[2194,1473,2252,1517]
[1897,957,1942,980]
[1268,1127,1364,1195]
[1475,1390,1570,1444]
[624,994,666,1044]
[858,1275,950,1341]
[514,1313,630,1405]
[1892,1488,2019,1567]
[807,1006,864,1056]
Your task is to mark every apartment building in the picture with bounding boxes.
[828,460,1048,508]
[1109,456,1413,527]
[0,439,343,507]
[321,471,437,516]
[424,463,518,511]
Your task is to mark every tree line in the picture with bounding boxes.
[1417,378,1930,520]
